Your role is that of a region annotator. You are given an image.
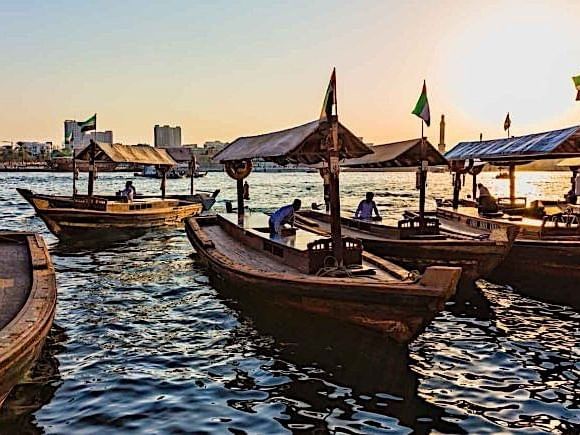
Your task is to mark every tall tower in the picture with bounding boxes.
[438,114,446,154]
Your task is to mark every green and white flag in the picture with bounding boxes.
[65,130,73,144]
[412,80,430,126]
[78,113,97,132]
[573,75,580,101]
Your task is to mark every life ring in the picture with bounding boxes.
[225,159,253,180]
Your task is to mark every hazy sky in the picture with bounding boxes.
[1,0,579,148]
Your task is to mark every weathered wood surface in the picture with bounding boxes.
[436,207,580,308]
[0,233,57,407]
[185,215,461,344]
[17,188,203,240]
[296,210,517,285]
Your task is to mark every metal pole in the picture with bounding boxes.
[328,120,344,265]
[72,148,77,197]
[190,155,196,195]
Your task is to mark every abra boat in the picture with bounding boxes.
[185,72,461,344]
[18,141,211,240]
[440,125,580,308]
[295,209,517,287]
[186,213,460,344]
[0,232,57,406]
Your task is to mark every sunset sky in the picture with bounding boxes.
[1,0,579,149]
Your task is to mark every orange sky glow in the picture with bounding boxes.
[0,0,578,150]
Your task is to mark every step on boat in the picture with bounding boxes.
[295,209,517,288]
[185,72,461,344]
[18,141,216,241]
[0,232,57,407]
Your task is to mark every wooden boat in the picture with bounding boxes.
[19,189,204,240]
[18,141,212,241]
[442,125,580,308]
[434,206,580,308]
[0,232,57,407]
[186,213,460,343]
[295,209,517,287]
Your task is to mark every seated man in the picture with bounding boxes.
[354,192,381,220]
[120,180,136,202]
[477,183,499,213]
[269,199,301,236]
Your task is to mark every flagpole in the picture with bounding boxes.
[419,119,426,231]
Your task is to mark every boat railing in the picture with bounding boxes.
[307,237,362,274]
[398,217,440,239]
[498,197,527,210]
[540,209,580,237]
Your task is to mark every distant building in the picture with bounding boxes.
[438,114,446,154]
[154,125,182,148]
[17,141,54,158]
[85,130,113,146]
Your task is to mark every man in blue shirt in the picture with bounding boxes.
[269,199,301,236]
[354,192,380,220]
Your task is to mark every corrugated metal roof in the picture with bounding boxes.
[445,125,580,162]
[76,142,176,166]
[213,120,372,165]
[342,138,447,168]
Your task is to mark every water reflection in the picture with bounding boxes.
[0,326,65,434]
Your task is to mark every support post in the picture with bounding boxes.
[237,178,244,217]
[509,164,516,205]
[72,148,77,196]
[328,120,344,265]
[452,172,461,209]
[161,167,167,199]
[190,155,196,195]
[87,140,96,196]
[472,172,477,201]
[418,121,427,231]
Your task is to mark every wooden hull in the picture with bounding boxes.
[436,207,580,308]
[0,233,57,407]
[18,189,204,240]
[185,215,461,344]
[296,210,516,286]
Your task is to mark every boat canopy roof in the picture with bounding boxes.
[445,125,580,162]
[76,142,176,166]
[213,120,372,165]
[340,138,447,168]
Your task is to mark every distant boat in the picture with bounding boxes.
[0,232,57,406]
[18,141,216,241]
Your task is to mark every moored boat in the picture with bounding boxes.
[0,232,57,407]
[18,141,213,241]
[295,209,517,287]
[439,125,580,308]
[186,213,460,344]
[185,71,462,343]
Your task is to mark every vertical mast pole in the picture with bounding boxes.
[328,118,343,265]
[418,120,426,231]
[190,155,196,195]
[237,178,244,218]
[87,140,95,196]
[509,164,516,205]
[72,148,77,196]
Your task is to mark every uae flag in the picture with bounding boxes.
[320,68,337,121]
[78,113,97,132]
[504,112,511,131]
[573,75,580,101]
[412,80,430,126]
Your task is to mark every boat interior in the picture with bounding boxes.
[0,234,32,330]
[197,213,404,281]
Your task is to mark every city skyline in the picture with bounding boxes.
[1,0,579,149]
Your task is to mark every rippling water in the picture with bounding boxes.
[0,170,578,434]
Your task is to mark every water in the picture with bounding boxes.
[0,170,578,434]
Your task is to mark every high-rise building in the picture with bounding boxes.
[64,120,83,151]
[85,130,113,145]
[438,114,446,154]
[154,125,182,148]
